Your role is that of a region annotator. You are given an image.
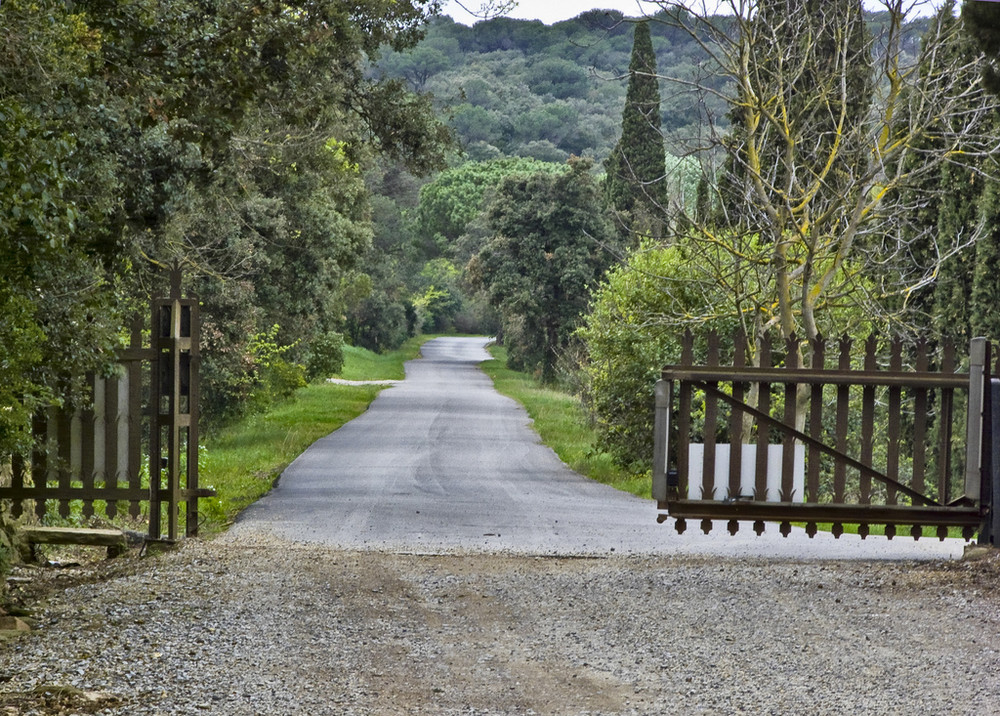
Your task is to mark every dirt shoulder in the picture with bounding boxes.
[2,540,1000,715]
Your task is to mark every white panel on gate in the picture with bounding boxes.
[687,443,804,502]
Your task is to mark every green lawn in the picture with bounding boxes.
[339,344,410,381]
[198,335,429,533]
[478,345,649,499]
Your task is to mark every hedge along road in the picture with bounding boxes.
[225,336,965,560]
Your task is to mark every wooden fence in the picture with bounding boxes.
[1,268,211,541]
[653,331,988,540]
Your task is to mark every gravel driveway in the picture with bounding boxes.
[2,541,1000,715]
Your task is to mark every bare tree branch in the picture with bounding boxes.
[645,0,1000,345]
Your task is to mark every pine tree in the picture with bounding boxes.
[604,21,667,240]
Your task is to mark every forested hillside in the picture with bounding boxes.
[375,10,928,163]
[375,11,710,162]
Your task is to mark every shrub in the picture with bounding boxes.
[306,331,346,381]
[579,242,737,469]
[246,325,306,413]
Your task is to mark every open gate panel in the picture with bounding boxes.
[653,331,992,541]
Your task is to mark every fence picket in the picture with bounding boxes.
[0,269,210,540]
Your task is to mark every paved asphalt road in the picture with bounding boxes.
[227,336,965,560]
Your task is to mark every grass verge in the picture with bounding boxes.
[198,335,429,534]
[479,344,650,499]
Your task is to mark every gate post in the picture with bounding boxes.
[653,379,672,503]
[149,266,202,541]
[965,338,987,504]
[984,379,1000,546]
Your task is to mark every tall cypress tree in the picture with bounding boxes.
[971,178,1000,340]
[604,21,667,239]
[897,1,984,342]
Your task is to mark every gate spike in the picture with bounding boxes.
[858,523,869,540]
[727,519,739,536]
[675,517,687,535]
[806,522,818,538]
[832,523,844,539]
[701,518,713,535]
[963,526,975,541]
[936,526,949,541]
[885,524,896,540]
[910,525,922,541]
[753,520,765,536]
[779,521,791,537]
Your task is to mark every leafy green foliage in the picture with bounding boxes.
[580,231,878,468]
[246,325,306,413]
[468,158,618,381]
[347,292,414,353]
[0,0,123,457]
[414,157,567,255]
[0,0,454,442]
[579,242,735,467]
[306,332,347,382]
[414,259,464,332]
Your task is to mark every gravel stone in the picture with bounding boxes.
[2,539,999,715]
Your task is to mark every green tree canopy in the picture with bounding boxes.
[0,0,454,437]
[468,158,619,380]
[414,157,567,255]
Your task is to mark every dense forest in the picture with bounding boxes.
[376,9,928,163]
[2,0,999,477]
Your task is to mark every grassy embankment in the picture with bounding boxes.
[198,336,428,533]
[478,344,649,499]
